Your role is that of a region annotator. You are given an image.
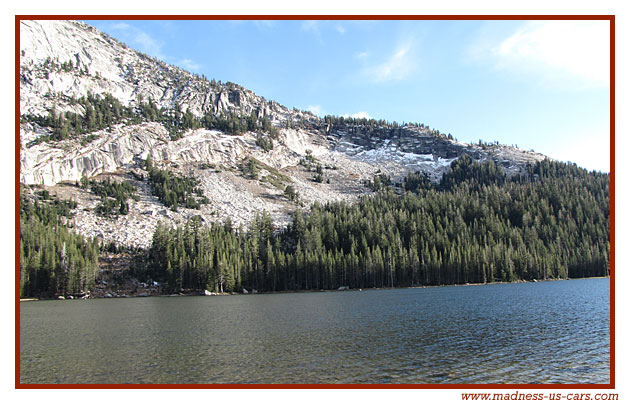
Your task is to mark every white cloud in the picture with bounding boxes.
[134,31,165,60]
[109,22,165,60]
[343,111,371,119]
[178,59,202,72]
[482,21,610,88]
[110,22,131,31]
[307,105,323,116]
[301,21,346,39]
[254,20,276,29]
[107,22,200,73]
[301,20,325,44]
[546,127,610,173]
[362,41,416,83]
[301,21,319,34]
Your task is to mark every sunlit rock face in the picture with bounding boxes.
[19,19,547,248]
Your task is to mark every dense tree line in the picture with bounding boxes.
[22,93,134,144]
[321,115,450,139]
[19,158,609,297]
[81,177,138,217]
[135,158,610,293]
[439,154,506,191]
[322,115,424,131]
[402,171,433,193]
[145,156,209,211]
[365,172,393,191]
[22,92,280,144]
[199,110,278,139]
[20,191,99,297]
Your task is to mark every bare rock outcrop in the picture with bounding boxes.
[19,19,549,249]
[21,122,168,185]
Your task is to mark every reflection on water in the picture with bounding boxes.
[20,278,610,384]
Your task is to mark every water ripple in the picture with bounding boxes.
[20,278,610,384]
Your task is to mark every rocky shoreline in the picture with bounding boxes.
[20,276,609,302]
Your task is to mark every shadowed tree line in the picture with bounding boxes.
[22,92,279,144]
[19,158,609,297]
[133,159,609,293]
[20,191,99,297]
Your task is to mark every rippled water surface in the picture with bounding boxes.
[20,278,610,384]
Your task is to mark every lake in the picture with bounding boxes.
[19,278,610,384]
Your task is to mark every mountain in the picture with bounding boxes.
[20,19,547,249]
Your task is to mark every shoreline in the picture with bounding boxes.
[19,276,610,301]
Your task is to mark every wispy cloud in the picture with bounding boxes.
[108,22,201,73]
[108,22,166,60]
[301,21,346,40]
[110,22,131,31]
[254,20,276,30]
[307,105,323,116]
[300,20,324,44]
[343,111,371,119]
[362,41,417,83]
[301,21,320,34]
[473,21,609,89]
[134,31,166,60]
[178,59,202,72]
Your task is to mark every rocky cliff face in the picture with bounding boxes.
[19,19,547,248]
[20,20,287,120]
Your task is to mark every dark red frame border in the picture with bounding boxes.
[15,14,616,390]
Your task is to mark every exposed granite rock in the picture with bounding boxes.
[21,122,168,185]
[19,19,549,249]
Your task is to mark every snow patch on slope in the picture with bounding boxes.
[350,143,457,173]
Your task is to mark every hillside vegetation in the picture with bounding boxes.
[127,159,609,294]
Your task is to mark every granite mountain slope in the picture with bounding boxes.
[19,20,547,248]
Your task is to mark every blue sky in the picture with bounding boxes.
[85,19,611,172]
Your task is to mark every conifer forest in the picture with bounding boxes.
[20,157,609,297]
